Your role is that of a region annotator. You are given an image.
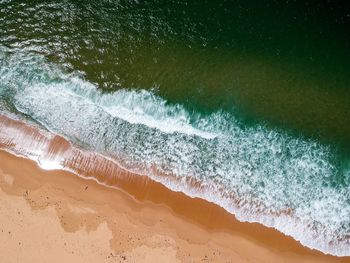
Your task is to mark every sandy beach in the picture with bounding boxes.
[2,1,350,261]
[0,115,349,262]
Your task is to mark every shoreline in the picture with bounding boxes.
[0,114,349,262]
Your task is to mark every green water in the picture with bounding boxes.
[1,0,350,255]
[1,0,350,149]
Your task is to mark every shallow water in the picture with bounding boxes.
[0,0,350,256]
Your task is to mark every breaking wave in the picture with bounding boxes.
[0,47,349,256]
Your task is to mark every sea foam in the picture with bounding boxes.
[0,48,349,256]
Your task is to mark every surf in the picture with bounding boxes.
[0,47,349,256]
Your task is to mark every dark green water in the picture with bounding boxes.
[1,0,350,256]
[1,0,350,147]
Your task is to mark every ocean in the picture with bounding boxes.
[0,0,349,256]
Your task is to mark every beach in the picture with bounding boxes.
[1,1,350,261]
[0,115,348,263]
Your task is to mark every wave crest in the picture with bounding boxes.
[1,48,349,256]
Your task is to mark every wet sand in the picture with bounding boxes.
[0,115,349,262]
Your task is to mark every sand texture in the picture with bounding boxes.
[0,114,349,262]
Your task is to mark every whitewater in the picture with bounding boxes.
[0,47,349,256]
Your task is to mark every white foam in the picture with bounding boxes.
[1,48,350,256]
[95,88,216,139]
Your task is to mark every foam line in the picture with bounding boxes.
[0,47,349,256]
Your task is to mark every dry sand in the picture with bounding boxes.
[0,150,349,263]
[0,114,349,262]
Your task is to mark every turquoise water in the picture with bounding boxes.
[1,0,350,256]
